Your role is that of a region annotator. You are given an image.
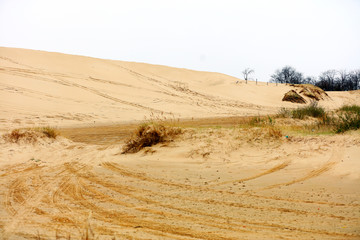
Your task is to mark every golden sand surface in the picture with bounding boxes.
[0,47,359,239]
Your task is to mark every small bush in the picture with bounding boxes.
[4,129,25,143]
[122,123,181,153]
[3,127,59,143]
[3,129,39,143]
[335,113,360,133]
[339,105,360,114]
[267,127,283,139]
[291,102,326,119]
[334,105,360,133]
[39,126,58,139]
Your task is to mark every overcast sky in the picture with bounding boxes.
[1,0,359,81]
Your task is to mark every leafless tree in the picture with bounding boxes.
[270,66,303,84]
[349,70,360,90]
[242,68,254,84]
[337,70,348,88]
[320,70,337,86]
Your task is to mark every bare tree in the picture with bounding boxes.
[349,70,360,90]
[337,70,349,90]
[242,68,254,84]
[303,76,317,85]
[316,70,337,91]
[270,66,303,84]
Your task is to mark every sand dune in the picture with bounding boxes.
[0,47,360,239]
[1,47,359,130]
[0,127,359,239]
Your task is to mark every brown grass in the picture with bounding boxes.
[3,129,40,143]
[267,127,283,139]
[2,127,59,143]
[282,90,306,104]
[38,126,59,138]
[294,84,329,101]
[122,122,182,153]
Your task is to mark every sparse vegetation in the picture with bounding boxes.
[267,127,283,139]
[249,116,263,126]
[277,108,291,118]
[276,104,360,134]
[291,102,326,119]
[3,129,39,143]
[37,126,59,139]
[267,116,275,125]
[334,105,360,133]
[339,105,360,114]
[2,127,59,143]
[249,115,275,126]
[122,122,182,153]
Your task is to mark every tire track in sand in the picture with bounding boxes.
[212,160,291,186]
[101,161,358,208]
[64,163,359,239]
[262,147,344,190]
[2,164,71,239]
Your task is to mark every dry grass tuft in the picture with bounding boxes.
[122,122,182,154]
[2,127,59,143]
[3,129,40,143]
[39,126,59,139]
[294,84,329,101]
[267,127,283,139]
[282,90,306,104]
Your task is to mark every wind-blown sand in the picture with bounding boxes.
[0,47,359,239]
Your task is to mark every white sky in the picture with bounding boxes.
[0,0,359,81]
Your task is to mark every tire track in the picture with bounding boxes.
[1,159,358,239]
[101,162,358,208]
[105,62,261,112]
[74,180,254,239]
[213,160,291,186]
[0,66,164,114]
[2,165,69,239]
[263,147,344,190]
[63,176,239,240]
[65,163,358,239]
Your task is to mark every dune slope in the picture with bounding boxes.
[1,47,359,129]
[0,47,360,239]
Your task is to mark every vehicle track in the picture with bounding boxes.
[263,147,344,190]
[1,154,359,240]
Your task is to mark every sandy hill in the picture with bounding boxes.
[1,47,360,239]
[1,47,358,129]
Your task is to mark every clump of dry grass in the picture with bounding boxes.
[2,127,59,143]
[296,84,329,101]
[39,126,59,138]
[267,127,283,139]
[282,90,306,104]
[122,122,182,153]
[3,129,40,143]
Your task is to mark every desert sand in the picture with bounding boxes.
[0,47,360,239]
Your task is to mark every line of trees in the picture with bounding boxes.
[269,66,360,91]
